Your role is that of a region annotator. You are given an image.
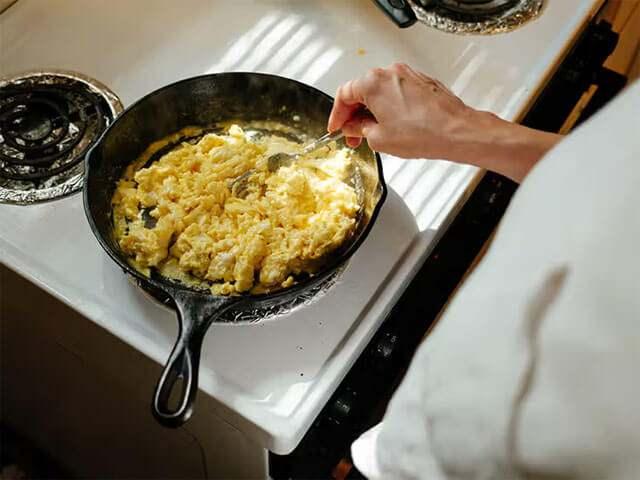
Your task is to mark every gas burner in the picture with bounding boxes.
[130,266,346,324]
[409,0,543,34]
[0,70,123,205]
[437,0,519,16]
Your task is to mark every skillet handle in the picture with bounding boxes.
[152,290,238,428]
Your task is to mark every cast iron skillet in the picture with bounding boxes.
[83,73,387,428]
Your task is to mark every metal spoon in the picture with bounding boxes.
[231,129,345,198]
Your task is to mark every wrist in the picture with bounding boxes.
[454,109,562,183]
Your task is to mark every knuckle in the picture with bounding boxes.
[362,69,386,94]
[338,81,352,97]
[366,67,386,80]
[390,62,409,73]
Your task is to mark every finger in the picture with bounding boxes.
[415,71,438,87]
[346,136,363,148]
[341,115,378,138]
[394,63,429,83]
[388,62,411,74]
[430,77,455,96]
[328,67,389,132]
[327,79,367,133]
[413,69,454,96]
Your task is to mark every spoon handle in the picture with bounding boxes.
[302,130,345,154]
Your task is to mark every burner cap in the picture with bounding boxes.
[438,0,520,16]
[0,70,123,205]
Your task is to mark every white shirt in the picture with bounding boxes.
[352,80,640,479]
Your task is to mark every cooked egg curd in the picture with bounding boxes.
[112,124,359,295]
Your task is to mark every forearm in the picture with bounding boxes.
[450,111,563,183]
[328,64,563,182]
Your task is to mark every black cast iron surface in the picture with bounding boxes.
[83,72,386,428]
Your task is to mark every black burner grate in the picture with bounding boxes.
[0,71,122,204]
[436,0,520,17]
[0,86,105,181]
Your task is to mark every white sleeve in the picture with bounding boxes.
[352,80,640,480]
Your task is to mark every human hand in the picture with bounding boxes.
[328,63,480,160]
[328,63,562,182]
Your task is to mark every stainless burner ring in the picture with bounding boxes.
[409,0,544,35]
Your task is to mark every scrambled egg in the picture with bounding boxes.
[112,124,359,295]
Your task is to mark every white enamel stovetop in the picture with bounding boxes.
[0,0,603,454]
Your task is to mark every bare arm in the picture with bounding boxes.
[327,63,562,183]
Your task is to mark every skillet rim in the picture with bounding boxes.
[83,71,388,302]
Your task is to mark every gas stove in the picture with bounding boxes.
[0,0,611,478]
